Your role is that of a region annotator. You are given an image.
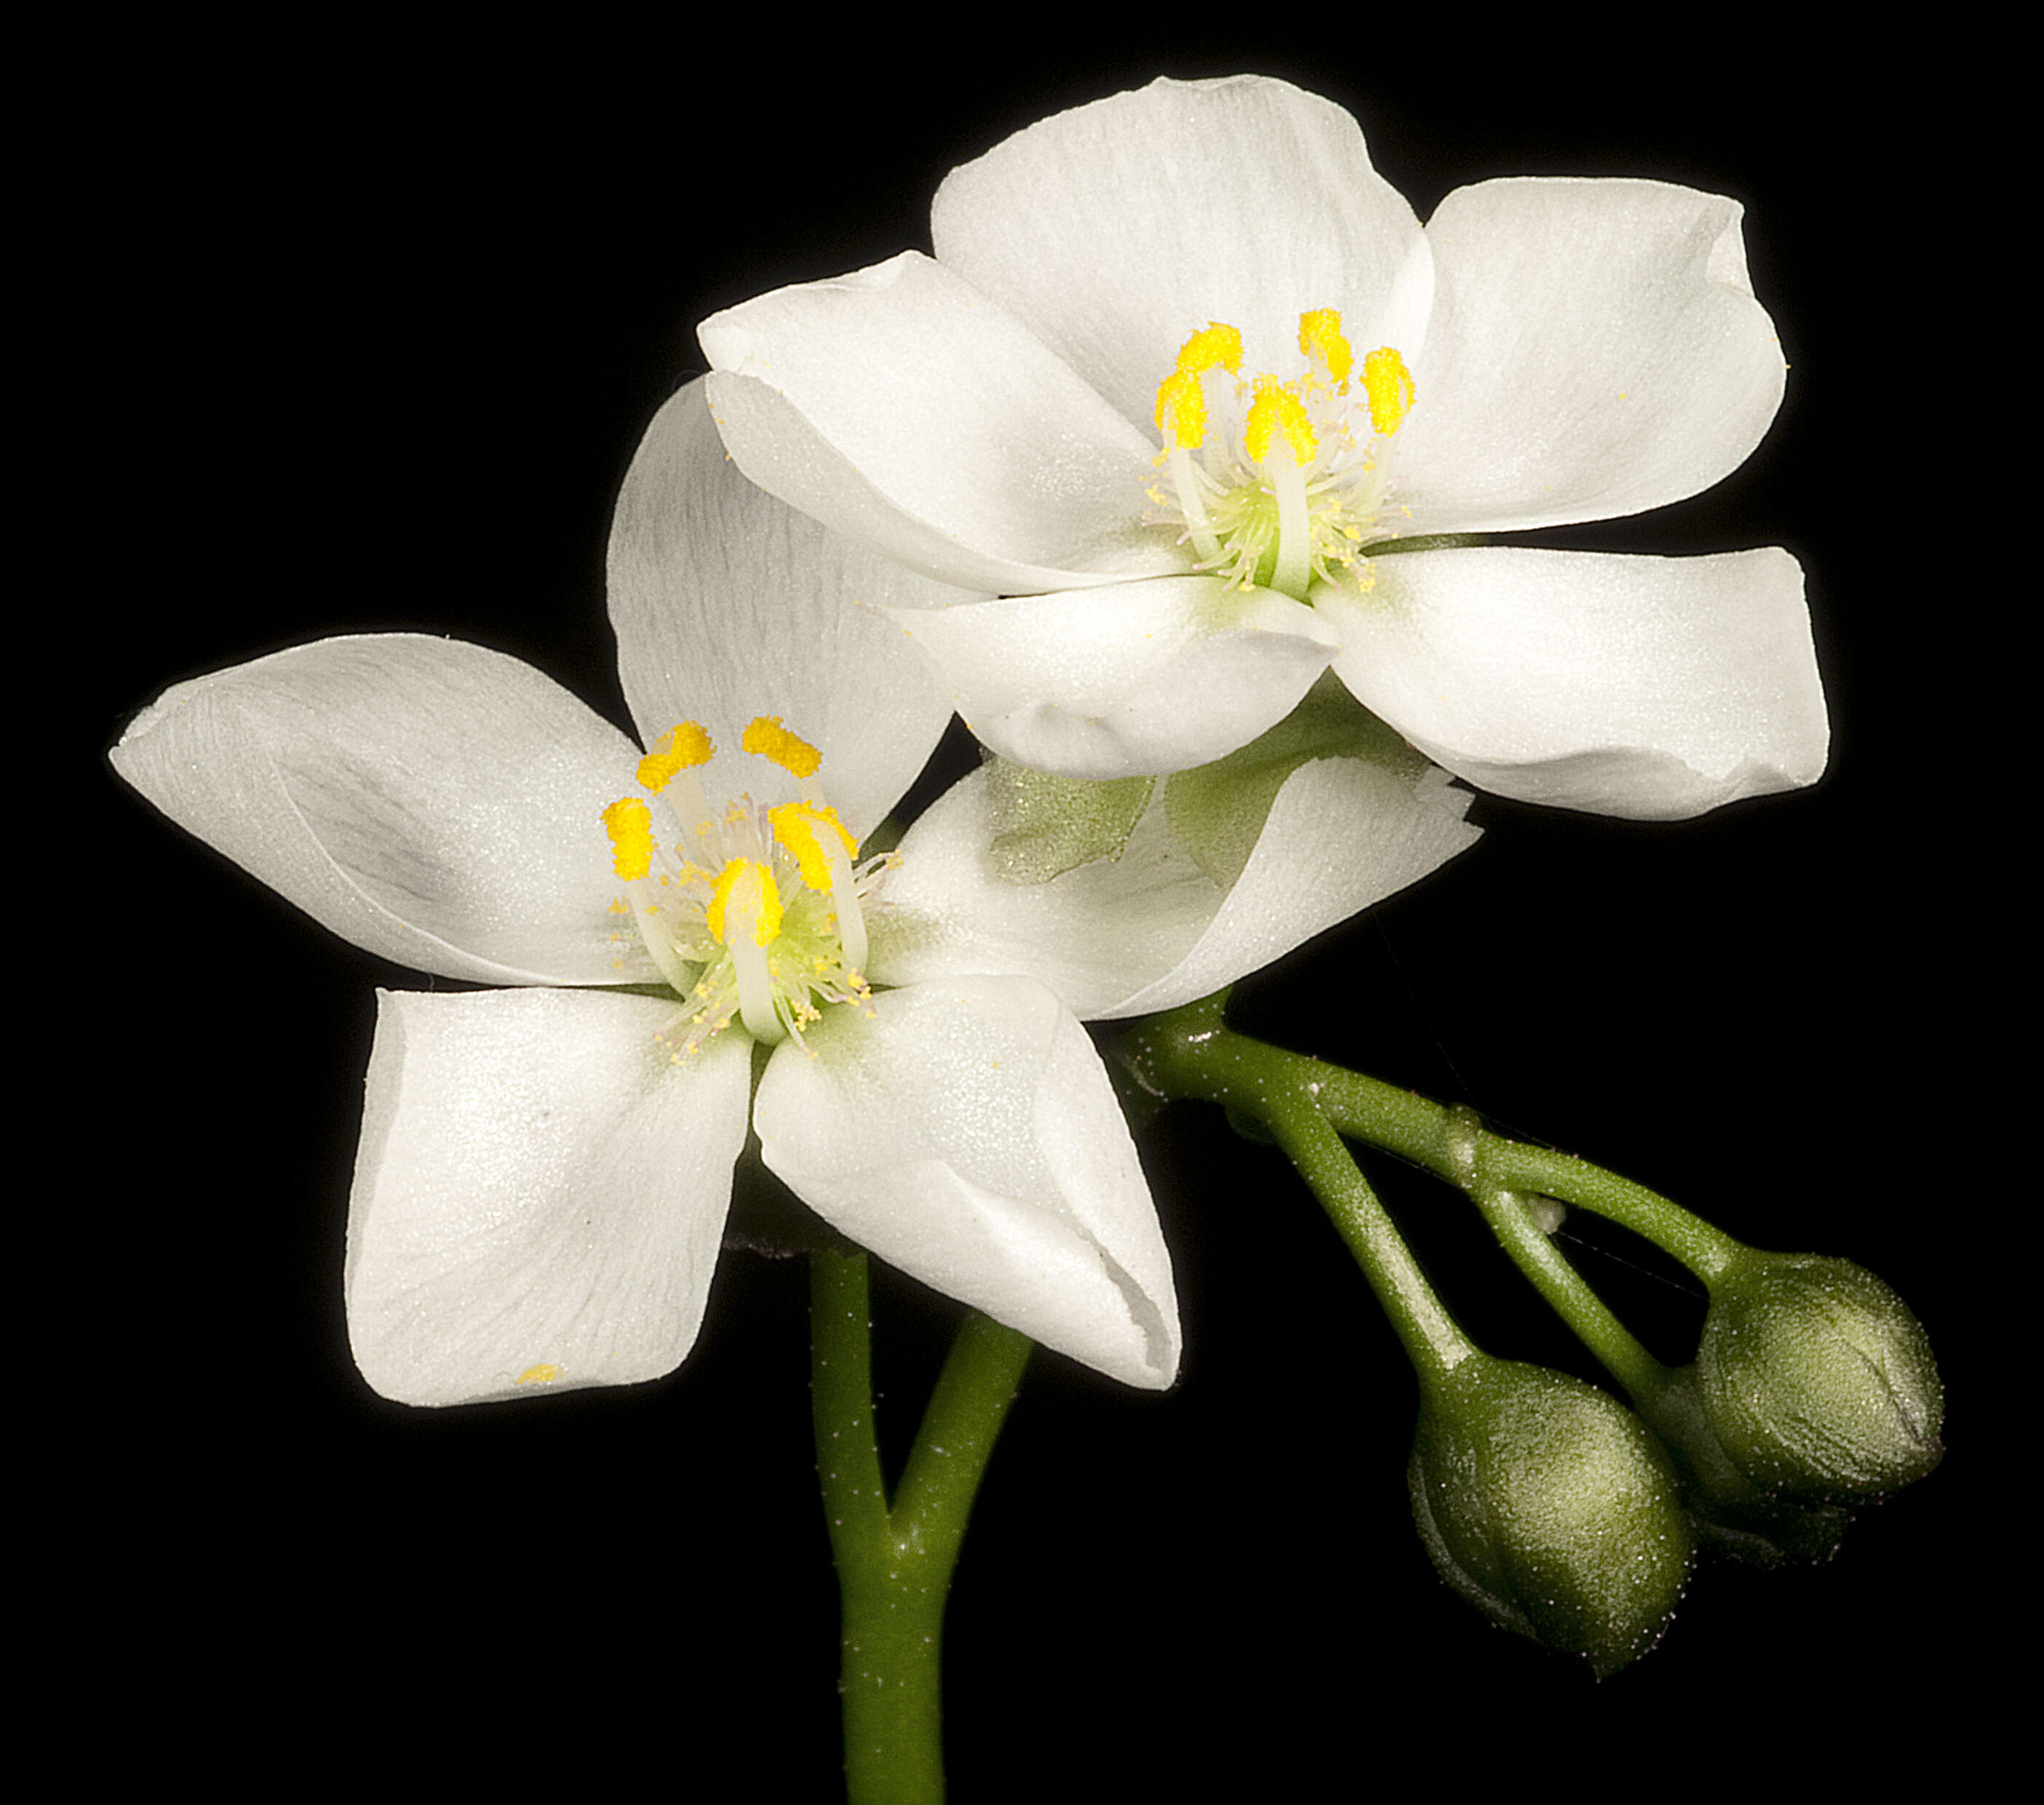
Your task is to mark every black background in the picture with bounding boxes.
[95,23,1991,1792]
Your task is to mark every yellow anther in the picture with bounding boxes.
[1244,376,1319,467]
[1153,367,1208,450]
[1174,322,1243,377]
[707,858,784,949]
[1362,346,1415,437]
[742,715,822,779]
[601,797,655,881]
[1156,322,1244,450]
[636,721,715,794]
[515,1364,561,1385]
[1298,308,1353,384]
[768,800,857,892]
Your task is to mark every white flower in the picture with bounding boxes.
[698,75,1828,819]
[110,380,1475,1407]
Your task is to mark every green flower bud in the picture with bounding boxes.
[1409,1355,1693,1676]
[1696,1252,1943,1504]
[1637,1365,1853,1566]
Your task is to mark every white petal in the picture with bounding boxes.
[869,769,1220,1014]
[1110,757,1479,1015]
[886,578,1337,778]
[345,988,752,1407]
[700,253,1175,594]
[1318,546,1827,818]
[868,757,1477,1019]
[1395,179,1786,534]
[607,378,961,840]
[111,635,658,984]
[754,977,1179,1389]
[933,74,1433,430]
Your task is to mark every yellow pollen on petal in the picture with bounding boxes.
[1244,376,1318,466]
[1153,367,1208,450]
[742,715,822,779]
[707,857,784,948]
[1298,308,1353,384]
[636,721,715,793]
[1363,346,1415,437]
[516,1363,561,1385]
[600,797,654,881]
[768,800,857,892]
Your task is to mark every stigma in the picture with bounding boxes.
[1147,308,1413,600]
[600,715,890,1058]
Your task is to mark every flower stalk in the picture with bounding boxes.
[1122,992,1471,1379]
[1441,1115,1673,1408]
[1118,991,1943,1577]
[1120,992,1694,1671]
[1119,991,1740,1280]
[811,1250,1030,1804]
[1118,992,1743,1408]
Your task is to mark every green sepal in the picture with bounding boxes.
[982,756,1155,882]
[1634,1364,1853,1566]
[1409,1355,1694,1677]
[1164,675,1429,887]
[1695,1251,1945,1503]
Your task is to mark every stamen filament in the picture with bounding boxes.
[624,888,700,995]
[728,922,782,1043]
[1166,446,1222,564]
[1148,308,1414,598]
[602,714,888,1063]
[826,839,867,977]
[666,770,717,861]
[1268,448,1313,599]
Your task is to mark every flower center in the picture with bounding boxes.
[1147,308,1414,601]
[600,715,891,1058]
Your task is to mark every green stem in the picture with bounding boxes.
[1116,992,1750,1426]
[891,1312,1032,1578]
[811,1249,1031,1805]
[1260,1076,1475,1382]
[1465,1141,1741,1281]
[814,1247,889,1549]
[1121,991,1470,1380]
[1119,993,1742,1283]
[1440,1106,1672,1406]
